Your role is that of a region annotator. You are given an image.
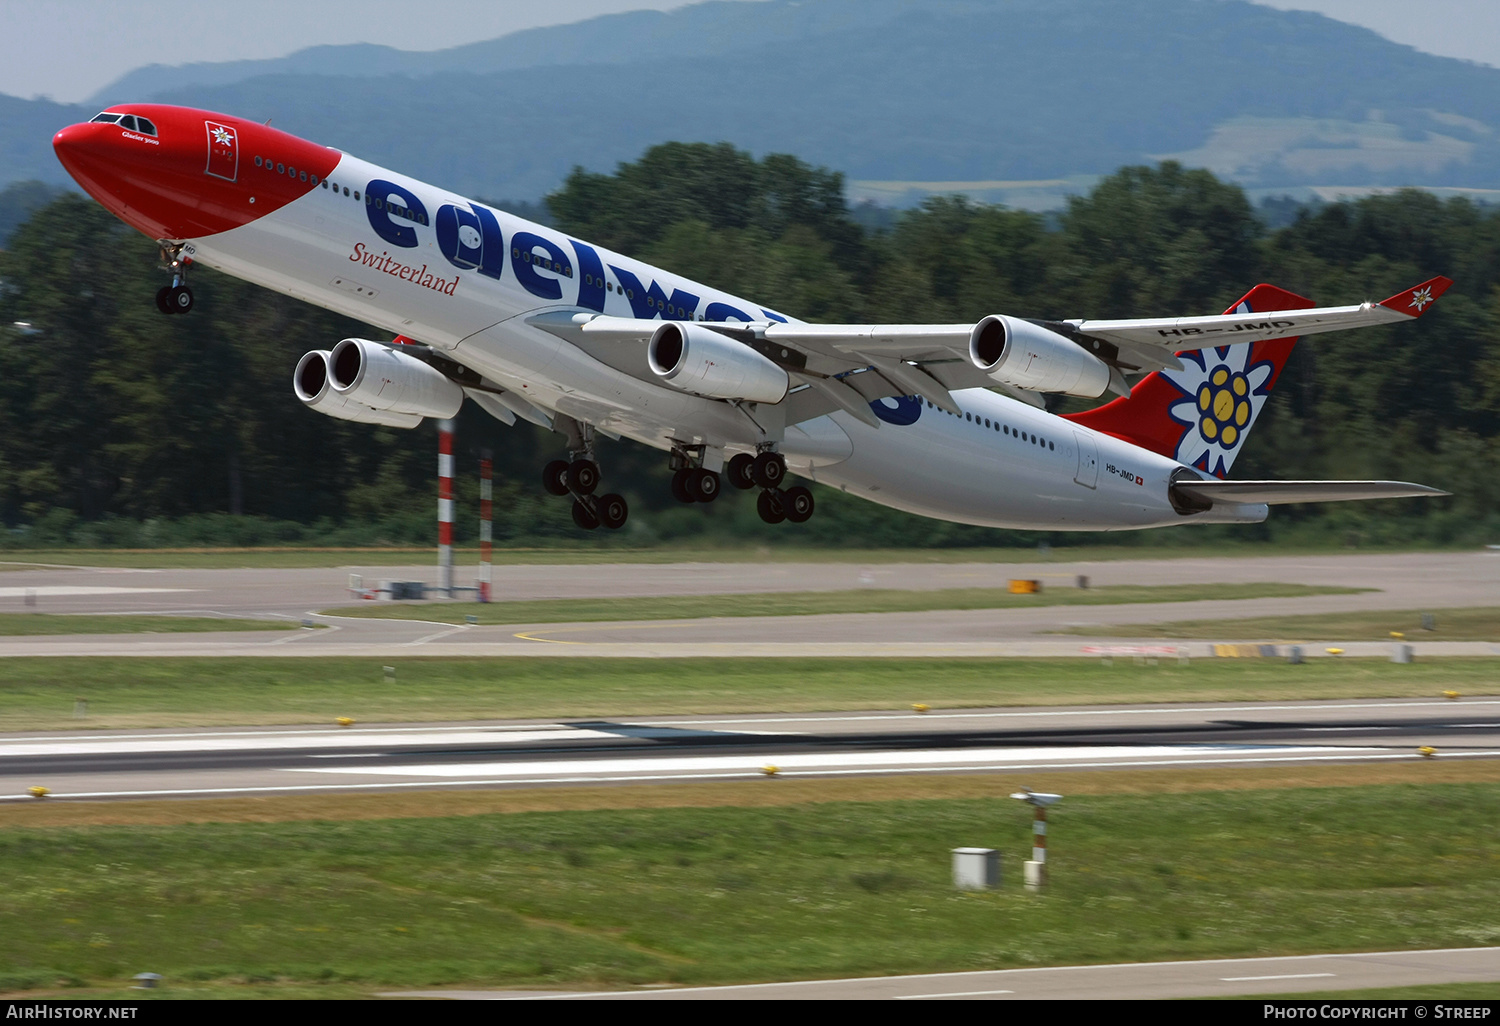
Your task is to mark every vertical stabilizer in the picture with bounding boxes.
[1061,284,1313,478]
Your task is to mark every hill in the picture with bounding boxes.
[10,0,1500,202]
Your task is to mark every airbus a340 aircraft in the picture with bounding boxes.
[53,105,1448,532]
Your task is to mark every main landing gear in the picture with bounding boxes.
[154,242,194,315]
[723,450,814,525]
[542,455,628,531]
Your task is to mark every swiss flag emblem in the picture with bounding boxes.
[204,121,238,181]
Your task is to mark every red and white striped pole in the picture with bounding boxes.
[1031,805,1047,882]
[437,419,454,598]
[1011,788,1060,891]
[478,455,492,603]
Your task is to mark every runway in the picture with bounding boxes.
[5,697,1496,800]
[387,946,1500,1000]
[0,551,1497,657]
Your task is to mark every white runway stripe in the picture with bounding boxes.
[0,586,193,597]
[291,744,1381,779]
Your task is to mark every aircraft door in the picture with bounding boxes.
[1073,430,1098,489]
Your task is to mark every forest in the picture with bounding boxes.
[1,148,1496,550]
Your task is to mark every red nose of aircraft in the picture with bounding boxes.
[53,104,340,241]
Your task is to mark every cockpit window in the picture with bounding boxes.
[90,112,122,124]
[134,117,157,136]
[118,115,137,131]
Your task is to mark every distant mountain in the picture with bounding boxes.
[12,0,1500,204]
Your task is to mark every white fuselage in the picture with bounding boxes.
[184,152,1260,532]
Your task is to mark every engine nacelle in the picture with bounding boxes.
[328,338,464,418]
[969,315,1111,398]
[647,322,789,404]
[295,350,424,428]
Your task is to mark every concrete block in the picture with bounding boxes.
[952,847,999,890]
[1392,643,1413,664]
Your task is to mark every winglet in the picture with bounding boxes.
[1378,276,1453,318]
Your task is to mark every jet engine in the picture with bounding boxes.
[327,338,465,418]
[294,350,423,428]
[647,322,789,404]
[968,315,1111,398]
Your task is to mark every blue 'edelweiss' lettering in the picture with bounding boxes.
[512,232,573,300]
[435,202,505,280]
[569,240,607,312]
[610,266,699,319]
[365,179,428,249]
[705,301,753,321]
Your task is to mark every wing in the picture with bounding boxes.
[1171,478,1448,506]
[1070,276,1453,355]
[528,275,1452,428]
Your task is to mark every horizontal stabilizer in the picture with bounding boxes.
[1171,479,1448,506]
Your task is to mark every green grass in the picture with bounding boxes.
[0,542,1464,570]
[1064,606,1500,641]
[323,583,1365,626]
[0,614,297,636]
[3,656,1497,731]
[0,785,1495,994]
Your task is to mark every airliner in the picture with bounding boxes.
[52,105,1448,532]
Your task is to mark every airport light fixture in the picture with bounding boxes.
[1011,788,1062,889]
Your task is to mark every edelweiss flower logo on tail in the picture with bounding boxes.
[1162,341,1276,479]
[1410,286,1433,311]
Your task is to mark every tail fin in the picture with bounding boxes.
[1061,284,1314,478]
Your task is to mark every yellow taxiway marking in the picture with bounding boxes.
[513,622,689,645]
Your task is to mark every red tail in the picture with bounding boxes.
[1061,284,1314,478]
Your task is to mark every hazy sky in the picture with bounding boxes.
[5,0,1499,104]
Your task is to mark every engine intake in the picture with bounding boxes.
[293,350,423,428]
[648,322,788,404]
[969,315,1111,397]
[328,338,464,418]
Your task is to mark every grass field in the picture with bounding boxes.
[2,656,1496,731]
[0,614,297,637]
[1065,606,1500,641]
[0,541,1461,570]
[322,583,1365,626]
[0,778,1494,996]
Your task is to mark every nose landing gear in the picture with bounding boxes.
[154,242,194,315]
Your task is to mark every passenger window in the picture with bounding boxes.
[300,171,308,182]
[276,163,285,174]
[320,180,327,189]
[1049,441,1055,450]
[344,187,350,197]
[353,191,360,201]
[255,156,263,167]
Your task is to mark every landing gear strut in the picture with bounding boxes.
[668,445,722,504]
[155,242,194,315]
[542,418,627,531]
